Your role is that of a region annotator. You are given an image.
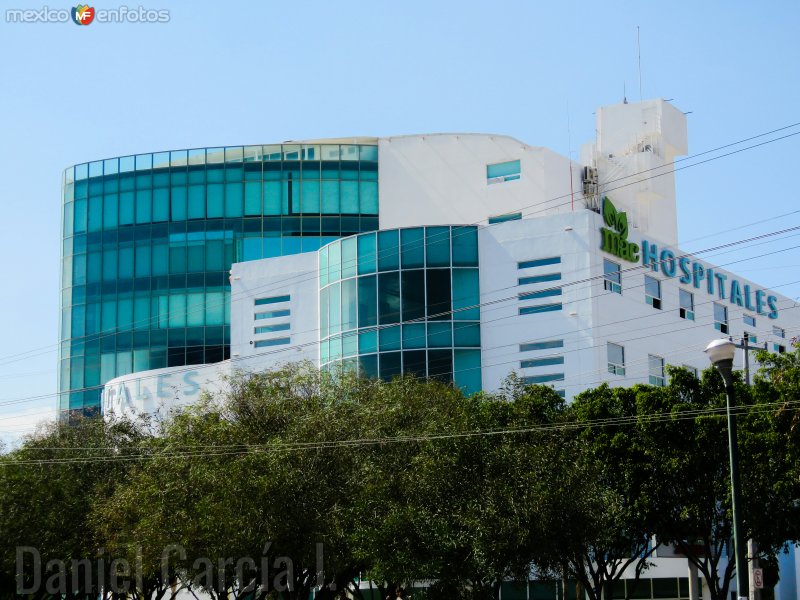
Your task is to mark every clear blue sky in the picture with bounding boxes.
[1,0,798,445]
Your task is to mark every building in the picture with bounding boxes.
[64,99,800,598]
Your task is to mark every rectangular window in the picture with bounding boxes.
[607,342,625,376]
[649,354,666,387]
[520,356,564,369]
[255,295,290,306]
[603,259,621,294]
[744,314,756,327]
[254,337,291,348]
[488,212,522,224]
[487,159,521,184]
[519,303,562,315]
[519,288,562,300]
[254,323,290,334]
[774,343,786,354]
[773,326,786,338]
[519,273,561,286]
[745,332,758,344]
[679,289,695,320]
[645,275,662,309]
[520,340,564,352]
[518,256,561,269]
[255,309,291,320]
[713,302,729,334]
[522,373,565,384]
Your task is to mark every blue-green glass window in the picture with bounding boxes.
[519,288,562,300]
[225,182,243,217]
[427,322,452,348]
[135,245,151,278]
[341,181,359,213]
[88,196,103,232]
[487,159,521,182]
[73,198,88,233]
[135,190,152,224]
[320,338,330,364]
[402,323,426,349]
[255,309,291,320]
[186,292,205,327]
[379,325,401,351]
[357,233,376,275]
[187,244,205,273]
[207,184,224,218]
[520,340,563,352]
[453,322,480,347]
[342,331,358,358]
[74,179,88,199]
[186,185,204,219]
[329,282,341,334]
[205,240,224,271]
[254,338,291,348]
[452,269,480,320]
[357,275,377,328]
[379,351,402,381]
[320,287,329,338]
[341,237,357,279]
[87,253,101,283]
[264,181,281,215]
[454,349,481,395]
[519,303,562,315]
[170,186,187,221]
[426,269,451,320]
[255,295,290,305]
[103,193,118,228]
[401,228,425,269]
[153,188,169,222]
[378,230,399,272]
[359,181,378,214]
[426,227,451,267]
[519,257,560,269]
[488,213,522,224]
[169,246,187,274]
[63,202,74,236]
[244,182,261,215]
[452,226,479,267]
[302,180,320,214]
[102,249,117,281]
[428,349,452,381]
[378,272,400,324]
[118,247,134,279]
[206,292,225,326]
[134,296,151,329]
[359,354,378,379]
[342,278,358,332]
[523,373,565,384]
[359,145,378,161]
[521,356,564,368]
[401,270,425,322]
[328,241,341,283]
[519,273,561,285]
[118,297,134,330]
[358,329,377,354]
[319,247,329,287]
[321,180,340,213]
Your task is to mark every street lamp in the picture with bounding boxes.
[705,339,748,600]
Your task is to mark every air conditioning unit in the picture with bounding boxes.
[582,166,598,198]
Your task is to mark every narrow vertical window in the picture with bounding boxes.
[603,259,621,294]
[607,342,625,376]
[649,355,666,387]
[679,289,694,320]
[713,303,729,334]
[644,275,661,309]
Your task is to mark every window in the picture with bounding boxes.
[603,259,621,294]
[744,314,756,327]
[607,342,625,376]
[255,294,290,305]
[487,159,521,184]
[519,256,561,269]
[255,309,291,320]
[521,356,564,368]
[745,332,758,344]
[522,373,565,384]
[254,323,290,334]
[519,288,562,300]
[644,275,662,309]
[254,337,290,348]
[682,365,699,378]
[649,355,666,387]
[679,289,694,320]
[774,343,786,354]
[773,326,786,338]
[713,303,729,334]
[488,212,522,224]
[520,340,563,352]
[519,303,562,315]
[519,273,561,285]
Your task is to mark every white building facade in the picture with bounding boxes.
[101,99,800,600]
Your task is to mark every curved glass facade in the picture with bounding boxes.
[319,226,482,394]
[60,144,379,418]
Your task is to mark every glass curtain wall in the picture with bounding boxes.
[319,226,482,394]
[60,144,379,418]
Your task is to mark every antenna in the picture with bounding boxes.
[567,102,574,211]
[637,26,643,101]
[623,82,628,104]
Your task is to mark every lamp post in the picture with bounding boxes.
[705,339,748,600]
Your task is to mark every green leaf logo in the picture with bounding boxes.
[616,211,628,239]
[602,196,628,238]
